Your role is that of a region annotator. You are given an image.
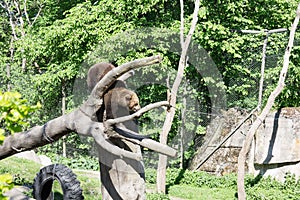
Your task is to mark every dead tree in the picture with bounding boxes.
[156,0,201,193]
[237,4,300,200]
[0,55,176,199]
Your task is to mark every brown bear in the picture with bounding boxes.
[87,62,126,92]
[87,62,147,140]
[104,87,141,133]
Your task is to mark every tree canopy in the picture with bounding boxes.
[0,0,299,165]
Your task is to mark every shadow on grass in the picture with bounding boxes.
[166,168,186,194]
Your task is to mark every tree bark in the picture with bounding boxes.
[98,135,146,200]
[237,4,300,200]
[156,0,201,193]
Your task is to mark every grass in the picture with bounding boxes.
[0,157,102,199]
[145,183,237,200]
[74,170,102,199]
[168,185,236,199]
[0,156,42,186]
[2,157,300,200]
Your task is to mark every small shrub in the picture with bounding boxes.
[0,91,41,135]
[145,168,157,184]
[45,153,99,171]
[0,174,14,200]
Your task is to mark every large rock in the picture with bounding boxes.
[189,108,250,174]
[190,107,300,181]
[255,108,300,164]
[4,186,34,200]
[13,150,41,164]
[13,150,52,166]
[251,107,300,181]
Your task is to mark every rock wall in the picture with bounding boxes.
[189,108,250,175]
[190,107,300,181]
[251,107,300,181]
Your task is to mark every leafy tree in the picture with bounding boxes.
[192,0,299,109]
[0,91,41,145]
[0,0,299,167]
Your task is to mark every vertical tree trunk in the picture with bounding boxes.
[258,33,268,111]
[7,37,14,91]
[6,64,11,91]
[156,0,200,193]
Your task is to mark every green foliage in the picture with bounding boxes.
[45,153,99,171]
[147,192,170,200]
[0,129,5,146]
[0,91,41,144]
[0,157,42,186]
[245,173,300,200]
[0,174,14,200]
[146,168,300,199]
[193,0,299,109]
[37,133,99,169]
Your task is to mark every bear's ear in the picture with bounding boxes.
[125,94,132,101]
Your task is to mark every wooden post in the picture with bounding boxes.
[180,83,187,168]
[60,79,67,157]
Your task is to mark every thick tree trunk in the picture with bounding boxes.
[98,139,145,200]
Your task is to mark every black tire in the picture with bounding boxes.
[33,164,84,200]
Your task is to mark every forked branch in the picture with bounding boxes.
[0,55,170,161]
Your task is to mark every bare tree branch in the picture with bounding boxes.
[91,126,142,161]
[118,70,135,81]
[0,2,5,9]
[23,0,32,25]
[0,55,165,161]
[237,3,300,200]
[106,101,170,126]
[31,3,43,26]
[111,129,177,158]
[3,0,18,41]
[13,0,26,37]
[180,0,184,47]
